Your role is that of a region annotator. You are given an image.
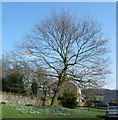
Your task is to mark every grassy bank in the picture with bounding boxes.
[1,104,105,119]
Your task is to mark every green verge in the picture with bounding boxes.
[1,104,105,119]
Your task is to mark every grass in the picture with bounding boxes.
[1,103,106,119]
[94,106,108,110]
[77,107,106,113]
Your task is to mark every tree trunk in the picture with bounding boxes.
[42,90,47,106]
[50,70,67,106]
[50,89,59,106]
[42,97,46,106]
[50,80,64,106]
[88,106,90,111]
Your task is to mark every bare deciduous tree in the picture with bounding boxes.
[19,10,110,106]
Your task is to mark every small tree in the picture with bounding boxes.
[58,89,78,109]
[2,54,26,94]
[84,97,92,111]
[2,70,25,94]
[31,79,38,96]
[82,89,95,111]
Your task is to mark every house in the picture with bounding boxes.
[49,81,84,102]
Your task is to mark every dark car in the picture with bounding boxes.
[95,102,109,107]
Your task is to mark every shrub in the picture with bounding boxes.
[57,89,78,109]
[0,101,8,104]
[25,104,33,106]
[31,80,38,96]
[1,102,6,104]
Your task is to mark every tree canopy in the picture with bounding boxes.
[5,10,111,106]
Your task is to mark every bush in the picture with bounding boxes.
[0,101,8,104]
[57,89,78,109]
[25,104,33,106]
[1,102,6,104]
[31,80,38,96]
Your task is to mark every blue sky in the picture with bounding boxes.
[2,2,116,89]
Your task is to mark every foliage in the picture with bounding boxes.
[0,101,8,104]
[31,80,38,96]
[25,104,33,106]
[58,89,78,109]
[2,70,25,94]
[2,57,26,94]
[1,102,6,104]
